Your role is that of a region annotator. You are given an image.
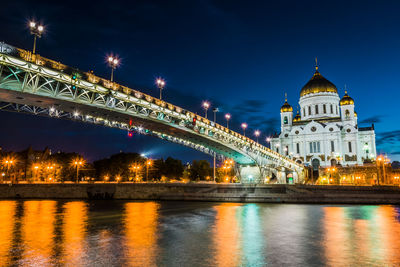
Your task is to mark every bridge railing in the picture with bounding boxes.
[0,42,302,170]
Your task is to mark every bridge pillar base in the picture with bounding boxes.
[239,165,261,184]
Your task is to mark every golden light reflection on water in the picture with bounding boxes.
[213,203,242,267]
[123,202,159,267]
[323,207,350,265]
[375,206,400,264]
[0,201,16,263]
[60,201,88,266]
[323,206,400,266]
[21,200,57,266]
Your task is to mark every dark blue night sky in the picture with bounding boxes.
[1,0,399,162]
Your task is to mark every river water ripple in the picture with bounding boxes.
[0,200,400,266]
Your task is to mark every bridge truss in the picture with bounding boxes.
[0,42,304,183]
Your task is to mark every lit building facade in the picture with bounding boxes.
[270,65,376,169]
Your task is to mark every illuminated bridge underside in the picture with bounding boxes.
[0,44,304,183]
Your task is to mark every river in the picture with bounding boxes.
[0,200,399,266]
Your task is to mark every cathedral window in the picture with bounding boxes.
[296,143,300,154]
[308,106,311,116]
[323,104,326,113]
[336,106,338,114]
[309,141,321,153]
[348,142,352,153]
[315,105,319,114]
[331,141,335,152]
[345,110,350,119]
[284,116,288,124]
[303,108,305,117]
[330,104,333,113]
[285,146,289,156]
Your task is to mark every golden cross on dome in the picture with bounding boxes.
[344,84,347,94]
[284,92,287,102]
[315,57,319,71]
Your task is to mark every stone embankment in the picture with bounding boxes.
[0,183,400,204]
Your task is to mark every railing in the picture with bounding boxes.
[0,42,303,170]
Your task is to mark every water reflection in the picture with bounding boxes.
[213,203,242,267]
[60,201,88,266]
[123,202,159,266]
[0,200,400,266]
[324,206,400,266]
[0,201,16,263]
[21,201,57,266]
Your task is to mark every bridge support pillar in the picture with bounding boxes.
[277,169,287,184]
[239,165,261,184]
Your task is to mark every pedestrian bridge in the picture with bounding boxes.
[0,42,304,183]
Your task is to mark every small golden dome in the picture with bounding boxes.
[354,111,357,117]
[293,111,301,122]
[340,91,354,105]
[280,93,293,112]
[300,68,338,97]
[280,101,293,113]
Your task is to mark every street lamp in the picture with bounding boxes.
[146,159,152,182]
[254,130,260,143]
[73,160,84,183]
[225,113,231,129]
[107,56,120,82]
[156,78,166,100]
[202,101,210,119]
[131,163,142,182]
[3,159,15,183]
[241,123,248,136]
[29,21,44,54]
[212,108,219,123]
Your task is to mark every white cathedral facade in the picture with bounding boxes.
[270,65,376,170]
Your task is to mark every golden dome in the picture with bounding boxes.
[340,91,354,105]
[300,68,338,97]
[354,111,358,117]
[293,111,301,122]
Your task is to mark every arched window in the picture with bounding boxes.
[323,104,326,113]
[284,116,288,124]
[308,106,311,116]
[315,105,319,114]
[330,104,333,113]
[303,108,305,117]
[345,110,350,119]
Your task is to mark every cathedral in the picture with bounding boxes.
[270,64,376,170]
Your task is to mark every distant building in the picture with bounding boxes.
[271,64,376,170]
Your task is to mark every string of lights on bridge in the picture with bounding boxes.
[27,19,273,147]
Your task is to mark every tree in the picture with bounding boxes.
[93,152,144,181]
[190,160,212,181]
[162,157,184,179]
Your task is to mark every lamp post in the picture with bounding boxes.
[74,161,83,183]
[202,101,210,119]
[4,159,15,183]
[107,56,120,82]
[225,113,231,129]
[156,78,166,100]
[132,164,141,182]
[376,155,382,185]
[241,123,248,137]
[29,21,44,54]
[212,108,219,123]
[254,130,260,143]
[146,159,152,182]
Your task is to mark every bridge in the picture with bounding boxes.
[0,42,304,183]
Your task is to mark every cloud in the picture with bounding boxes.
[376,130,400,146]
[359,115,384,124]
